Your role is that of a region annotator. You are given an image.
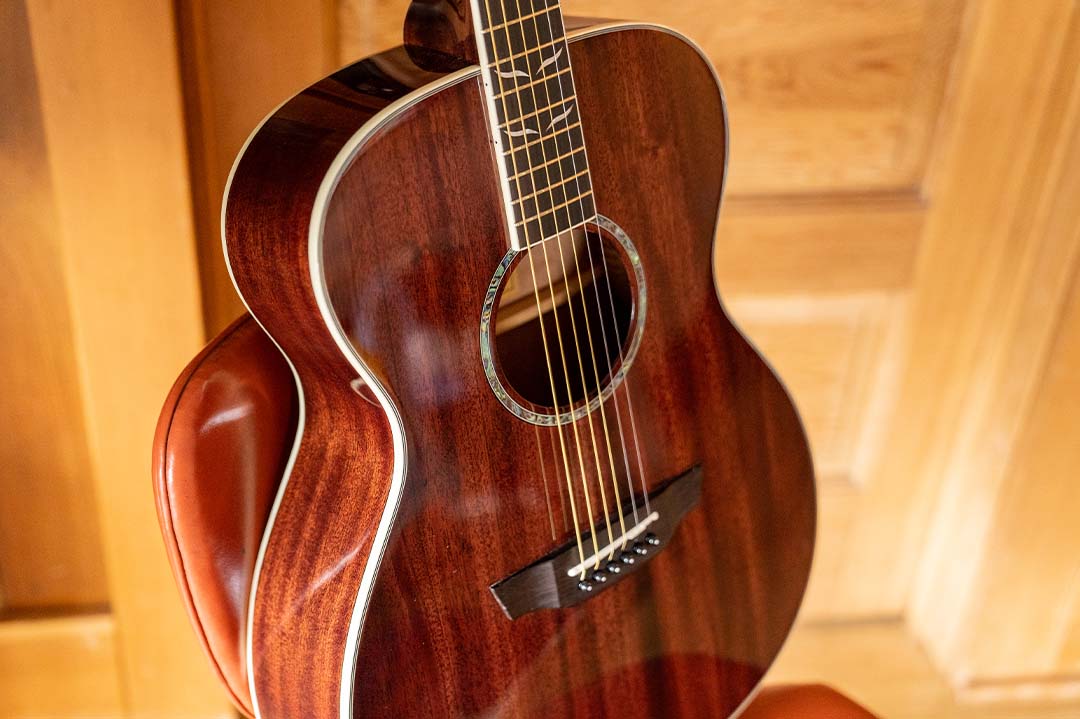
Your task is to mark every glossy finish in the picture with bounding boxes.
[152,316,297,717]
[223,23,815,719]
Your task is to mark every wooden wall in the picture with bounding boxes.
[176,0,339,335]
[0,0,1077,715]
[2,0,230,715]
[0,0,107,613]
[904,0,1080,694]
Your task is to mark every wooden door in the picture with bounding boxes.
[1,1,230,715]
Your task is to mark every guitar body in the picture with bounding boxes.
[211,20,814,719]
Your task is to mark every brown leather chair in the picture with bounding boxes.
[742,685,877,718]
[153,316,877,719]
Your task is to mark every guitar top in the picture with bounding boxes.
[154,1,816,717]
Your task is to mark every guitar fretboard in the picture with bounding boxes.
[472,0,596,249]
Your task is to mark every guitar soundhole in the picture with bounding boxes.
[485,221,644,421]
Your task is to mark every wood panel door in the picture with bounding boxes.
[105,0,1080,708]
[1,1,231,715]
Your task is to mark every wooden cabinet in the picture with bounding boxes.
[1,0,1078,715]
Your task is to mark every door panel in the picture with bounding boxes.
[0,615,123,717]
[572,0,967,196]
[0,0,107,612]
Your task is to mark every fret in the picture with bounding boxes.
[491,36,561,70]
[515,168,590,202]
[498,94,576,130]
[480,0,562,42]
[494,66,571,99]
[475,0,515,28]
[494,70,574,125]
[517,198,594,247]
[516,190,593,227]
[500,121,581,156]
[509,145,586,181]
[482,3,557,34]
[505,123,582,168]
[511,174,592,238]
[485,21,524,60]
[473,0,593,248]
[483,33,568,97]
[512,161,587,206]
[507,168,591,221]
[516,184,595,245]
[513,5,548,59]
[552,166,590,190]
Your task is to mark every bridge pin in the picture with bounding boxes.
[645,533,661,546]
[577,581,594,592]
[619,551,636,565]
[590,571,608,583]
[632,541,648,556]
[605,560,622,574]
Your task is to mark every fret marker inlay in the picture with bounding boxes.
[472,0,596,249]
[506,127,539,138]
[536,47,564,76]
[546,103,575,130]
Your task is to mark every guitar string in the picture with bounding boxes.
[488,0,592,565]
[479,0,594,575]
[529,0,643,520]
[548,0,642,524]
[548,424,570,533]
[532,423,557,540]
[495,0,613,566]
[515,0,632,549]
[533,0,651,519]
[505,0,622,562]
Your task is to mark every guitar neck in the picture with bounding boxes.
[471,0,597,249]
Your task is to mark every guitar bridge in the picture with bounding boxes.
[489,465,703,620]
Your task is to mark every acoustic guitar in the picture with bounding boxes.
[153,1,816,717]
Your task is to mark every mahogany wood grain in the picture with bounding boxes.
[225,24,815,719]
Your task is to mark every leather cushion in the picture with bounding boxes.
[741,684,878,718]
[152,317,297,717]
